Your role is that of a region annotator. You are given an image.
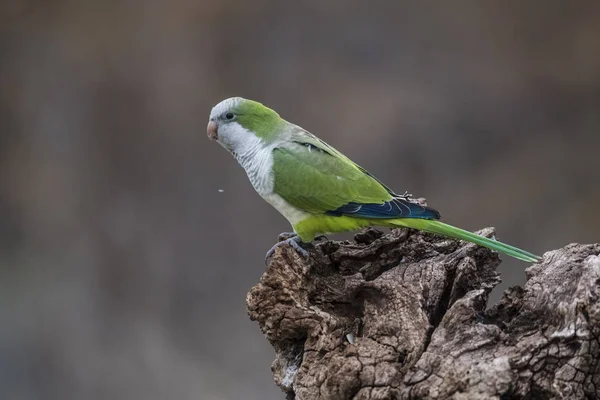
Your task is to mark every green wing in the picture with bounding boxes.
[272,128,440,219]
[273,140,391,213]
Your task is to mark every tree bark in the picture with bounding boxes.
[246,225,600,400]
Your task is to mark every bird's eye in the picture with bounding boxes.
[225,112,234,120]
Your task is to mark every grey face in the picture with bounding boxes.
[207,98,259,155]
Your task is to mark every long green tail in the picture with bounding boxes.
[389,219,541,263]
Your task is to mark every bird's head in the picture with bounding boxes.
[207,97,285,153]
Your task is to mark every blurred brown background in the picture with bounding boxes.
[1,1,599,399]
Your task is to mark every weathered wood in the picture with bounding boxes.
[246,226,600,400]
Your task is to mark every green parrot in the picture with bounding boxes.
[207,97,541,263]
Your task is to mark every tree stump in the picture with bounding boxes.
[246,226,600,400]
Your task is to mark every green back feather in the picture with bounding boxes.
[272,139,393,214]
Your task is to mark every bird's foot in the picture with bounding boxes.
[265,233,310,265]
[277,232,298,241]
[287,236,310,258]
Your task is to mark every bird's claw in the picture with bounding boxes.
[265,234,310,265]
[277,232,298,242]
[287,236,310,258]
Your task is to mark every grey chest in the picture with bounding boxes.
[234,147,274,196]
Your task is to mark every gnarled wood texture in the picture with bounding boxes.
[247,226,600,400]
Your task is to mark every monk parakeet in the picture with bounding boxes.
[207,97,541,263]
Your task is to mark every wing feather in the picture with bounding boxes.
[272,127,440,220]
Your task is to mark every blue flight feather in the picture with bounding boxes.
[325,198,441,220]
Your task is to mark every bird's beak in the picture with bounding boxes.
[207,120,218,140]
